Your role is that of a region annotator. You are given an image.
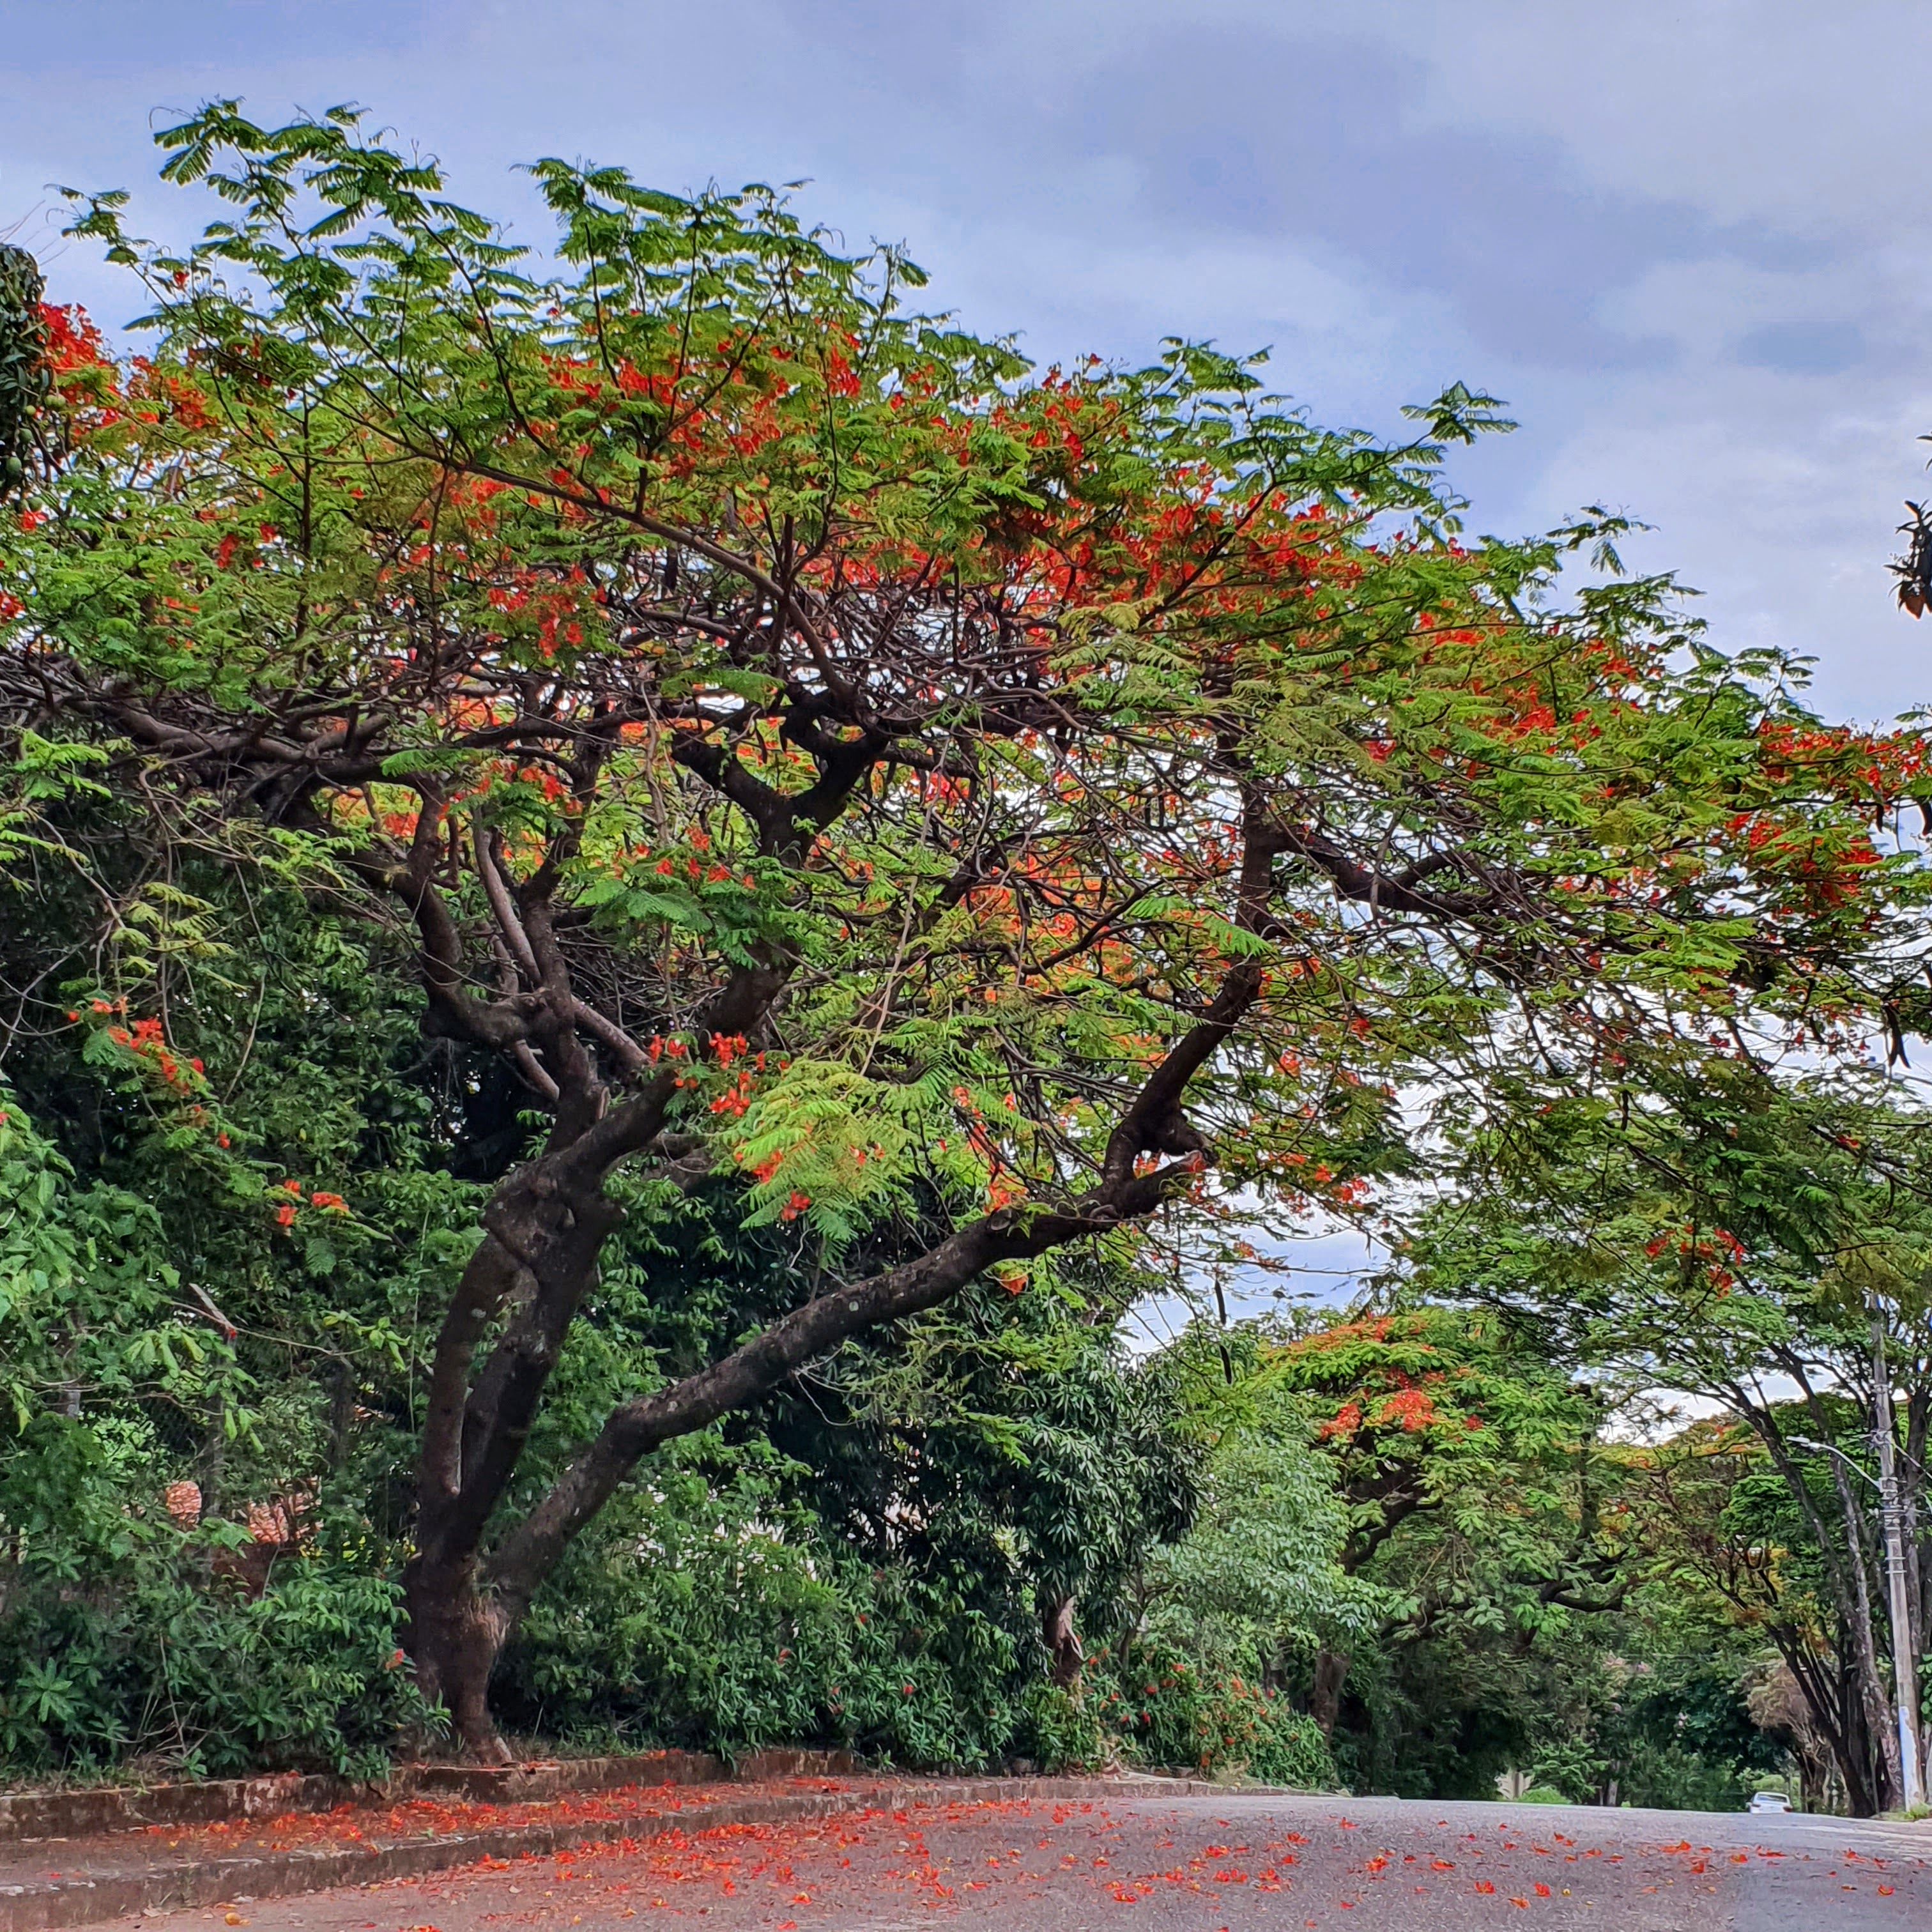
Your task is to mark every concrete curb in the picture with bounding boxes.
[0,1751,854,1847]
[0,1775,1269,1932]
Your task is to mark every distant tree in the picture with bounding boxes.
[1413,1064,1932,1812]
[1265,1309,1621,1748]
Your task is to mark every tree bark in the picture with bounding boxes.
[1836,1459,1904,1812]
[1310,1648,1349,1740]
[1903,1380,1929,1790]
[404,1549,512,1763]
[1043,1594,1084,1691]
[1742,1372,1901,1814]
[1772,1634,1874,1818]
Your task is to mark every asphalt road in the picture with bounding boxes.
[112,1790,1932,1932]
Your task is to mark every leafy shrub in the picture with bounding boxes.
[1244,1706,1338,1788]
[0,1540,431,1776]
[494,1446,1029,1769]
[1091,1639,1337,1785]
[1018,1682,1105,1772]
[0,1397,433,1779]
[1526,1735,1609,1805]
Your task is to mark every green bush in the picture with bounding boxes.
[1245,1706,1338,1788]
[1526,1735,1609,1805]
[1091,1639,1337,1786]
[0,1407,433,1779]
[1018,1682,1105,1772]
[0,1547,432,1778]
[493,1452,1029,1768]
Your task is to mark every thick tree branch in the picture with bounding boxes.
[473,820,541,986]
[1277,821,1495,919]
[484,1158,1192,1618]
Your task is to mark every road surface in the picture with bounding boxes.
[106,1788,1932,1932]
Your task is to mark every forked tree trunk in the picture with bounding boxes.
[383,801,1280,1758]
[400,1155,627,1761]
[394,1162,1164,1756]
[398,1142,630,1758]
[1784,1647,1878,1819]
[1751,1388,1904,1815]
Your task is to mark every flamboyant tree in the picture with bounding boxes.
[1262,1310,1621,1740]
[3,105,1927,1754]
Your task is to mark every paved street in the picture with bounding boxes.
[108,1790,1932,1932]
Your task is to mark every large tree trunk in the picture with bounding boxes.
[1772,1641,1877,1818]
[1756,1376,1904,1814]
[1310,1648,1349,1740]
[1903,1381,1929,1791]
[404,1549,510,1763]
[1844,1506,1904,1812]
[1043,1593,1084,1691]
[401,1153,628,1759]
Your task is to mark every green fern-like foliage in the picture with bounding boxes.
[0,245,45,497]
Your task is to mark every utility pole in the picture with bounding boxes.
[1872,1306,1926,1813]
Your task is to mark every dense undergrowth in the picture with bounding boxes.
[0,1046,1832,1802]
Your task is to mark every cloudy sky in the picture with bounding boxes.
[8,0,1925,1317]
